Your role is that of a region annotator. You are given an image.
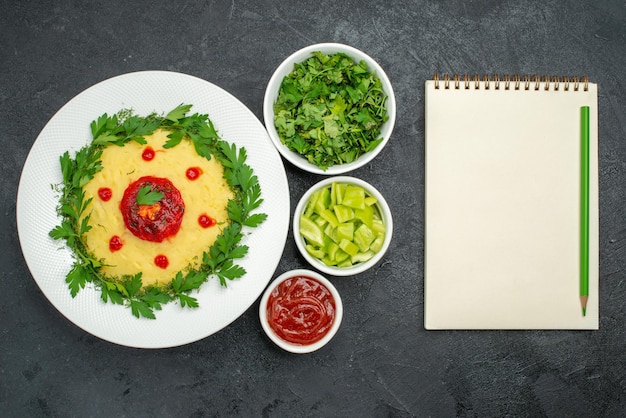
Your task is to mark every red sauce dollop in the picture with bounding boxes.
[109,235,123,252]
[186,167,202,180]
[154,254,169,269]
[198,214,216,228]
[98,187,113,202]
[120,176,185,242]
[142,147,155,161]
[266,276,336,345]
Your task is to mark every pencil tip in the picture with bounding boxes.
[580,296,588,317]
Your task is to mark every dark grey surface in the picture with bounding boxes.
[2,1,625,417]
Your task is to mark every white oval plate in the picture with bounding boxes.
[16,71,290,349]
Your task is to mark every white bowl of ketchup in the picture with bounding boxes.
[259,269,343,353]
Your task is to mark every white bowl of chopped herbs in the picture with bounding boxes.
[264,43,396,174]
[293,176,393,276]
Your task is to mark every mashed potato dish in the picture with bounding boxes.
[49,105,265,318]
[81,129,233,287]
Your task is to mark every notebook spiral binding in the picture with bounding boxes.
[433,73,589,92]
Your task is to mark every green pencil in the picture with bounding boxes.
[580,106,590,316]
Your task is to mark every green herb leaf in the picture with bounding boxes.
[100,282,125,305]
[136,185,164,205]
[164,130,184,149]
[49,221,76,241]
[215,260,246,286]
[165,104,193,122]
[172,271,207,294]
[90,113,121,140]
[124,273,143,298]
[123,116,161,145]
[170,271,204,309]
[60,152,73,184]
[65,264,91,298]
[140,287,171,310]
[243,213,268,228]
[178,294,199,308]
[130,300,156,319]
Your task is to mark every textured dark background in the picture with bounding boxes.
[2,0,625,417]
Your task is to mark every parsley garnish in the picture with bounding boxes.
[273,51,388,170]
[136,185,164,205]
[49,104,267,319]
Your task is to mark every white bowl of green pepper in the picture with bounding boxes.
[294,176,393,276]
[263,43,396,174]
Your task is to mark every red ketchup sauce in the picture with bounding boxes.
[98,187,113,202]
[266,275,336,345]
[142,147,155,161]
[198,214,216,228]
[186,167,202,180]
[154,254,169,269]
[120,176,185,243]
[109,235,123,252]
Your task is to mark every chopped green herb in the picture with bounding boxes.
[274,51,388,170]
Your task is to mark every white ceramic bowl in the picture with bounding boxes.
[293,176,393,276]
[259,269,343,354]
[263,43,396,175]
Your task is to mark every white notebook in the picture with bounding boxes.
[424,74,599,330]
